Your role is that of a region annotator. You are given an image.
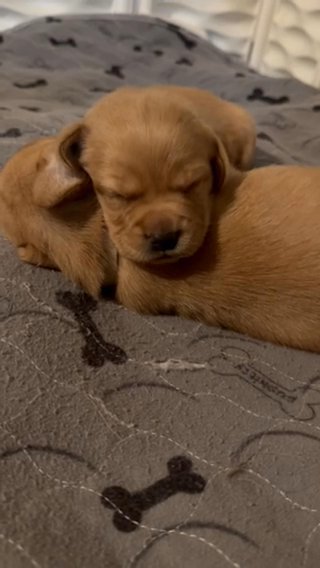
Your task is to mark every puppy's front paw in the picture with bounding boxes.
[17,243,38,264]
[17,244,56,268]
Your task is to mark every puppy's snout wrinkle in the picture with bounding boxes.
[149,230,181,253]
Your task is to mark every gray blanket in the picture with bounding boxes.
[1,15,320,568]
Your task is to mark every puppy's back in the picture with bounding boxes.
[154,85,256,169]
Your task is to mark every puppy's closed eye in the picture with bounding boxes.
[107,190,140,203]
[173,174,210,195]
[96,184,142,204]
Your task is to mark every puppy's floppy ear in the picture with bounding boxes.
[32,123,90,208]
[210,136,229,194]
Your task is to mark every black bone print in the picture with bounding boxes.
[153,49,163,56]
[14,78,47,89]
[55,291,127,367]
[46,16,62,23]
[176,57,192,66]
[257,132,273,142]
[105,65,125,79]
[247,87,289,105]
[313,105,320,112]
[166,22,197,50]
[49,37,77,47]
[90,87,113,94]
[0,128,21,138]
[101,456,206,532]
[19,106,40,112]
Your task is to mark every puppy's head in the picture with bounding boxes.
[0,127,117,296]
[79,88,229,264]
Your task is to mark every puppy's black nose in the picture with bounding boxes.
[150,230,181,253]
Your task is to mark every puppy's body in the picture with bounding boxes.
[0,136,117,296]
[82,86,320,351]
[115,165,320,351]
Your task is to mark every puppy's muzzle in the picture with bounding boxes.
[148,230,181,253]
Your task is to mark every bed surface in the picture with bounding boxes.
[1,15,320,568]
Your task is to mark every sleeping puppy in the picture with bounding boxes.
[79,84,255,261]
[2,86,320,351]
[0,130,117,296]
[74,85,320,352]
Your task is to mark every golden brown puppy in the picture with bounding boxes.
[0,130,117,296]
[74,86,320,352]
[111,164,320,352]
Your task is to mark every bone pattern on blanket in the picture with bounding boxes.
[1,15,320,568]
